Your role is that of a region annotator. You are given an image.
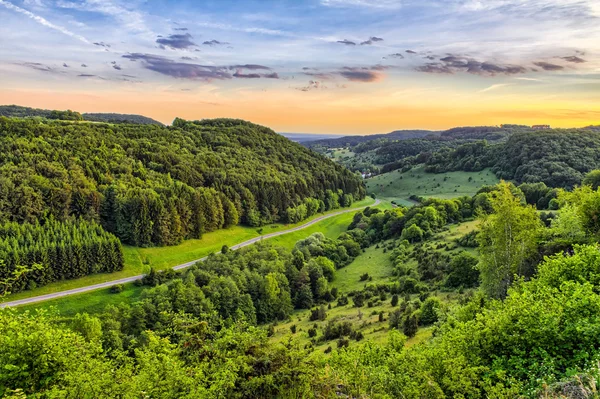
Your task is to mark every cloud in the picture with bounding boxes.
[388,53,404,59]
[406,50,417,54]
[181,56,195,61]
[174,27,188,31]
[515,77,544,82]
[93,41,111,48]
[123,53,231,80]
[338,67,382,82]
[57,0,149,34]
[561,56,586,63]
[321,0,402,9]
[304,71,335,80]
[297,80,325,91]
[81,63,88,67]
[123,54,276,81]
[533,61,564,71]
[479,83,512,93]
[17,62,55,73]
[337,39,356,45]
[233,71,261,79]
[361,36,384,45]
[416,63,453,74]
[228,64,271,70]
[63,63,69,67]
[0,0,90,43]
[112,64,122,70]
[203,39,229,46]
[157,33,197,50]
[418,54,527,76]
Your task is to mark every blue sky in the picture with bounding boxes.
[0,0,599,132]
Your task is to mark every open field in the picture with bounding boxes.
[332,245,395,292]
[367,165,499,206]
[3,198,376,303]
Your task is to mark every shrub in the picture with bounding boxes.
[110,284,124,294]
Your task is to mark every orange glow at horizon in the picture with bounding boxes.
[0,87,598,134]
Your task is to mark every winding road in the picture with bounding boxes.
[1,199,380,308]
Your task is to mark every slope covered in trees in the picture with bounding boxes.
[0,116,364,247]
[426,129,600,188]
[82,113,164,126]
[0,105,162,125]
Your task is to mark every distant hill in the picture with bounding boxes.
[0,105,163,125]
[280,133,344,143]
[306,130,436,148]
[82,113,164,126]
[0,104,54,118]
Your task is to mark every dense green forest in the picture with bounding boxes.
[5,178,600,397]
[0,219,123,294]
[81,113,164,126]
[0,116,363,248]
[426,129,600,188]
[0,105,163,125]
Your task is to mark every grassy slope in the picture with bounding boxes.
[367,165,499,206]
[271,219,480,351]
[5,198,375,303]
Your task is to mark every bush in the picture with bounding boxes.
[110,284,124,294]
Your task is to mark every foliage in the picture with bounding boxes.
[0,117,364,246]
[478,181,542,298]
[0,219,123,293]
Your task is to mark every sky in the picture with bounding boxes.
[0,0,599,134]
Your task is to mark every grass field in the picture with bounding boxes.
[4,198,376,303]
[332,245,395,292]
[367,165,499,206]
[18,283,146,317]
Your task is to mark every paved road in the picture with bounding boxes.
[1,199,380,308]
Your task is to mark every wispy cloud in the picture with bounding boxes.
[57,0,150,34]
[479,83,512,93]
[321,0,402,9]
[0,0,90,43]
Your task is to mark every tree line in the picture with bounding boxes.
[0,218,123,294]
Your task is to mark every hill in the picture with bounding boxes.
[426,129,600,188]
[82,113,164,126]
[0,105,164,125]
[307,129,436,149]
[0,116,364,245]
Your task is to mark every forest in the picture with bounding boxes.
[0,113,363,293]
[0,105,163,125]
[5,175,600,397]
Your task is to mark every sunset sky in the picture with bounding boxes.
[0,0,599,134]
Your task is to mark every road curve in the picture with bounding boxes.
[1,199,380,308]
